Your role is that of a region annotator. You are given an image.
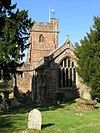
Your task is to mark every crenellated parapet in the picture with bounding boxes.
[31,18,59,33]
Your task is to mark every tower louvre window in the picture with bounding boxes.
[39,34,44,42]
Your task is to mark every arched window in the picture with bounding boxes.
[59,57,76,88]
[39,34,44,42]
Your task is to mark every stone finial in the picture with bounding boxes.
[66,35,70,43]
[28,109,42,130]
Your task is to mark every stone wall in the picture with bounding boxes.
[35,42,79,104]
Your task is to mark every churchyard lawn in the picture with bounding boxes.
[0,102,100,133]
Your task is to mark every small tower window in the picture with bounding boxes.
[39,34,44,42]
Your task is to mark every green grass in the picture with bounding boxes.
[0,102,100,133]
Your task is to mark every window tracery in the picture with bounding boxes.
[59,57,76,88]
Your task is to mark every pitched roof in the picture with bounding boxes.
[36,40,75,70]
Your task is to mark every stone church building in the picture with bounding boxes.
[17,18,90,104]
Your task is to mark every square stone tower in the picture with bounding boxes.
[27,18,59,68]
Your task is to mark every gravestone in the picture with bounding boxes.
[82,90,91,100]
[28,109,42,130]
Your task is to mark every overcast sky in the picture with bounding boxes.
[12,0,100,46]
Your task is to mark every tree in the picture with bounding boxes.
[0,0,33,86]
[75,16,100,99]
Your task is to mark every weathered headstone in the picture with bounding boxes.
[28,109,42,130]
[82,90,91,100]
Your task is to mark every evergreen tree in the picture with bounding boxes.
[75,16,100,99]
[0,0,33,85]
